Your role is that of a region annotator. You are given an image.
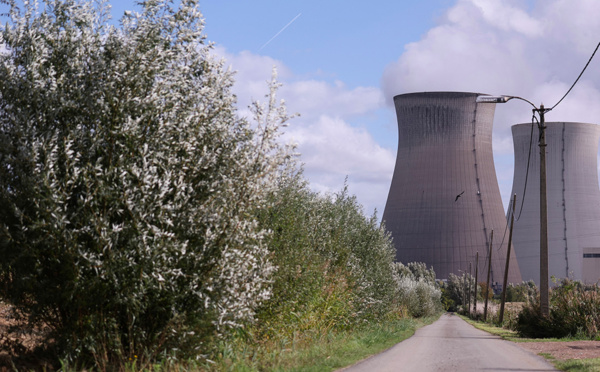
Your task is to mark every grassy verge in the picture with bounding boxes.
[458,315,600,372]
[553,358,600,372]
[458,315,563,342]
[210,314,442,371]
[536,352,600,372]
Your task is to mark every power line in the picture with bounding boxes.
[516,113,537,221]
[497,198,512,251]
[551,41,600,110]
[515,40,600,217]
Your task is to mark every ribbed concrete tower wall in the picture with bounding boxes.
[382,92,522,283]
[510,122,600,285]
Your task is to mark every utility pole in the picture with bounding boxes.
[468,262,472,316]
[499,194,517,324]
[476,95,551,318]
[463,271,467,313]
[484,230,493,321]
[538,106,550,317]
[473,252,479,317]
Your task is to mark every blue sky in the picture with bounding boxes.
[113,1,452,88]
[6,0,600,216]
[112,0,600,215]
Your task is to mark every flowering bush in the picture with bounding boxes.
[516,279,600,339]
[0,0,290,365]
[393,262,442,317]
[439,272,477,312]
[504,280,537,303]
[255,176,400,337]
[0,1,447,369]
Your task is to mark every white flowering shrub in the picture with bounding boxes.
[393,262,442,317]
[332,187,399,320]
[255,178,399,337]
[0,0,290,365]
[440,271,477,312]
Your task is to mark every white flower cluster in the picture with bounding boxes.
[0,0,292,358]
[393,262,442,317]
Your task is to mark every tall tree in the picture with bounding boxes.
[0,0,290,364]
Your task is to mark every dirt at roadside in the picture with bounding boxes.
[517,340,600,361]
[471,303,600,361]
[0,301,54,372]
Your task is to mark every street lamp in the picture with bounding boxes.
[476,95,551,317]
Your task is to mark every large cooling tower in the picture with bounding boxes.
[510,122,600,285]
[382,92,522,283]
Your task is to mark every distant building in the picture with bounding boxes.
[510,122,600,285]
[383,92,522,283]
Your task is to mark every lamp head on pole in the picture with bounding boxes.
[476,95,513,103]
[476,94,539,110]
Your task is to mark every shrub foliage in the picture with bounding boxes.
[0,0,290,364]
[0,0,444,368]
[393,262,442,317]
[255,175,401,337]
[440,271,477,312]
[516,279,600,339]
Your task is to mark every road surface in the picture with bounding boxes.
[342,313,557,372]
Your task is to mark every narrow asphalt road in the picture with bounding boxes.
[342,313,557,372]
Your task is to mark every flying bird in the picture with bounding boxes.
[455,191,465,202]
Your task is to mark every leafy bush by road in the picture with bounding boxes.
[0,0,291,365]
[0,0,445,369]
[516,279,600,339]
[394,262,442,317]
[254,175,401,340]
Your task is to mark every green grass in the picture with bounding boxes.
[459,315,600,372]
[458,314,571,342]
[55,316,443,372]
[210,314,442,371]
[537,352,600,372]
[553,358,600,372]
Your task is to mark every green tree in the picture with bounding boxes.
[255,175,400,337]
[440,272,475,312]
[0,0,290,365]
[393,262,442,317]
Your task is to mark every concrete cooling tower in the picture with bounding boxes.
[382,92,522,283]
[510,122,600,285]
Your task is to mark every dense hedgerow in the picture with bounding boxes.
[440,272,478,312]
[255,174,401,338]
[393,262,442,317]
[0,0,445,369]
[516,279,600,339]
[504,280,537,303]
[0,0,292,366]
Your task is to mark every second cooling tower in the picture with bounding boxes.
[382,92,522,283]
[510,122,600,285]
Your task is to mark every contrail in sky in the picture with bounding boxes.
[259,13,302,51]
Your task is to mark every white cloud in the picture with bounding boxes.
[285,115,395,214]
[543,0,600,54]
[211,45,393,214]
[382,0,600,118]
[470,0,543,38]
[281,81,384,120]
[286,115,394,174]
[382,0,600,208]
[213,46,385,120]
[208,0,600,215]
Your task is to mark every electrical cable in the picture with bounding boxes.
[506,38,600,236]
[468,41,600,275]
[551,41,600,110]
[516,113,537,221]
[497,198,512,251]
